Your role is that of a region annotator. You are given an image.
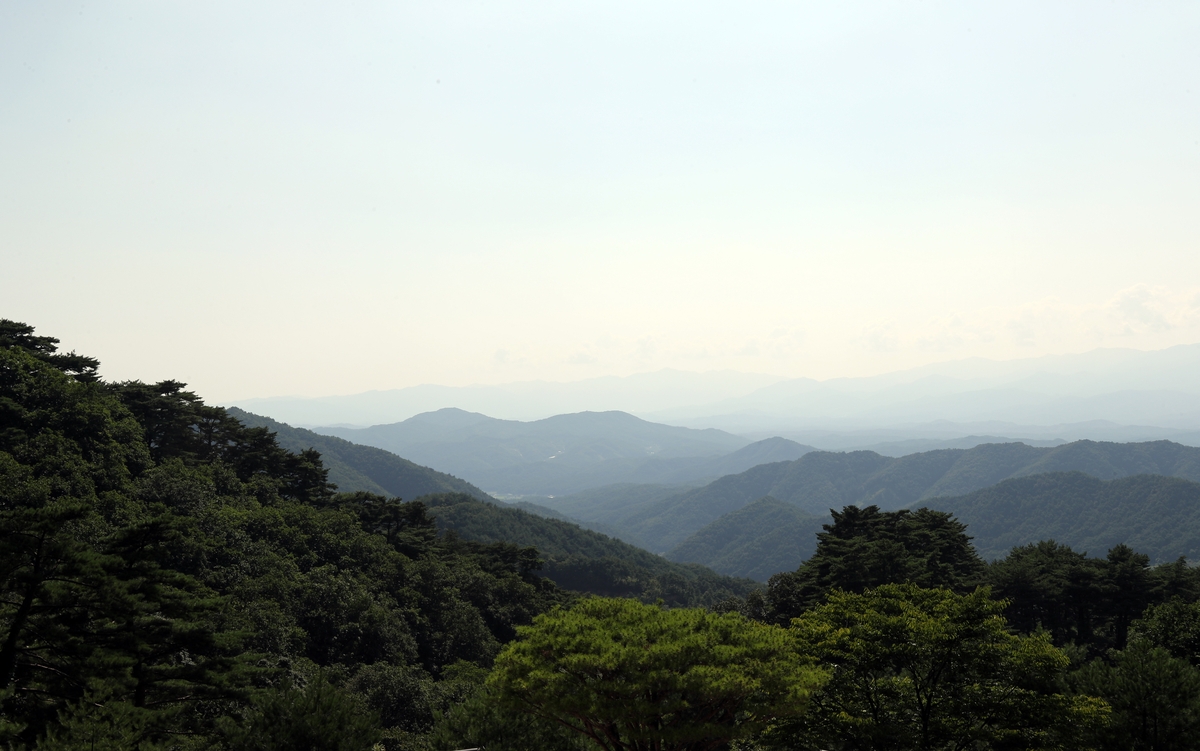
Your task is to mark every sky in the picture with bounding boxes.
[3,1,1199,403]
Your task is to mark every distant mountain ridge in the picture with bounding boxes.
[232,369,785,425]
[648,345,1200,435]
[925,472,1200,562]
[312,408,771,495]
[228,409,755,605]
[231,344,1200,436]
[544,439,1200,555]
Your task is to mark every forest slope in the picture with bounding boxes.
[229,409,749,605]
[229,407,491,501]
[925,472,1200,562]
[665,497,829,582]
[420,493,757,606]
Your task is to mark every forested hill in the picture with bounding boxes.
[0,319,756,748]
[0,321,567,747]
[666,497,828,582]
[228,407,491,501]
[925,471,1200,562]
[668,468,1200,579]
[420,493,757,606]
[223,409,756,603]
[585,438,1200,552]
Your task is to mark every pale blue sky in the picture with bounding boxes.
[2,1,1198,401]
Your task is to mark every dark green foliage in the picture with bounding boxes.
[420,493,759,607]
[1072,642,1200,751]
[228,408,491,501]
[776,584,1108,751]
[222,679,381,751]
[1,322,573,747]
[112,382,333,504]
[666,496,829,581]
[1131,599,1200,665]
[929,471,1200,562]
[763,505,985,621]
[0,319,100,383]
[988,540,1105,647]
[428,683,589,751]
[988,541,1200,653]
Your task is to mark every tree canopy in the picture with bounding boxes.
[764,505,985,621]
[487,597,827,751]
[777,583,1108,751]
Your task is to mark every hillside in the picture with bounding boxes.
[228,407,492,501]
[225,408,757,603]
[925,472,1200,562]
[547,439,1200,553]
[419,493,759,607]
[665,497,829,581]
[312,408,750,495]
[0,323,575,748]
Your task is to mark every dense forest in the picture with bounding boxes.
[5,319,1200,750]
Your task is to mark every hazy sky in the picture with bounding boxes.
[3,1,1199,402]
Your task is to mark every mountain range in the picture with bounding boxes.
[233,404,1200,587]
[226,408,757,606]
[311,408,809,496]
[231,344,1200,442]
[530,439,1200,556]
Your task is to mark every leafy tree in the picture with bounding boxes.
[1103,543,1155,650]
[221,678,382,751]
[429,681,589,751]
[988,540,1105,647]
[765,505,984,621]
[1072,642,1200,751]
[1131,598,1200,665]
[775,583,1108,751]
[0,319,99,382]
[488,597,826,751]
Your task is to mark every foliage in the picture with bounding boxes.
[422,493,760,608]
[428,682,590,751]
[1071,642,1200,751]
[989,540,1199,652]
[1131,598,1200,665]
[221,678,382,751]
[488,597,827,751]
[0,324,568,747]
[763,505,985,621]
[776,583,1108,751]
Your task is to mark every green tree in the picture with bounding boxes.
[777,583,1108,751]
[765,506,984,622]
[1133,598,1200,665]
[988,540,1105,647]
[221,679,382,751]
[1072,642,1200,751]
[488,597,826,751]
[0,319,99,382]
